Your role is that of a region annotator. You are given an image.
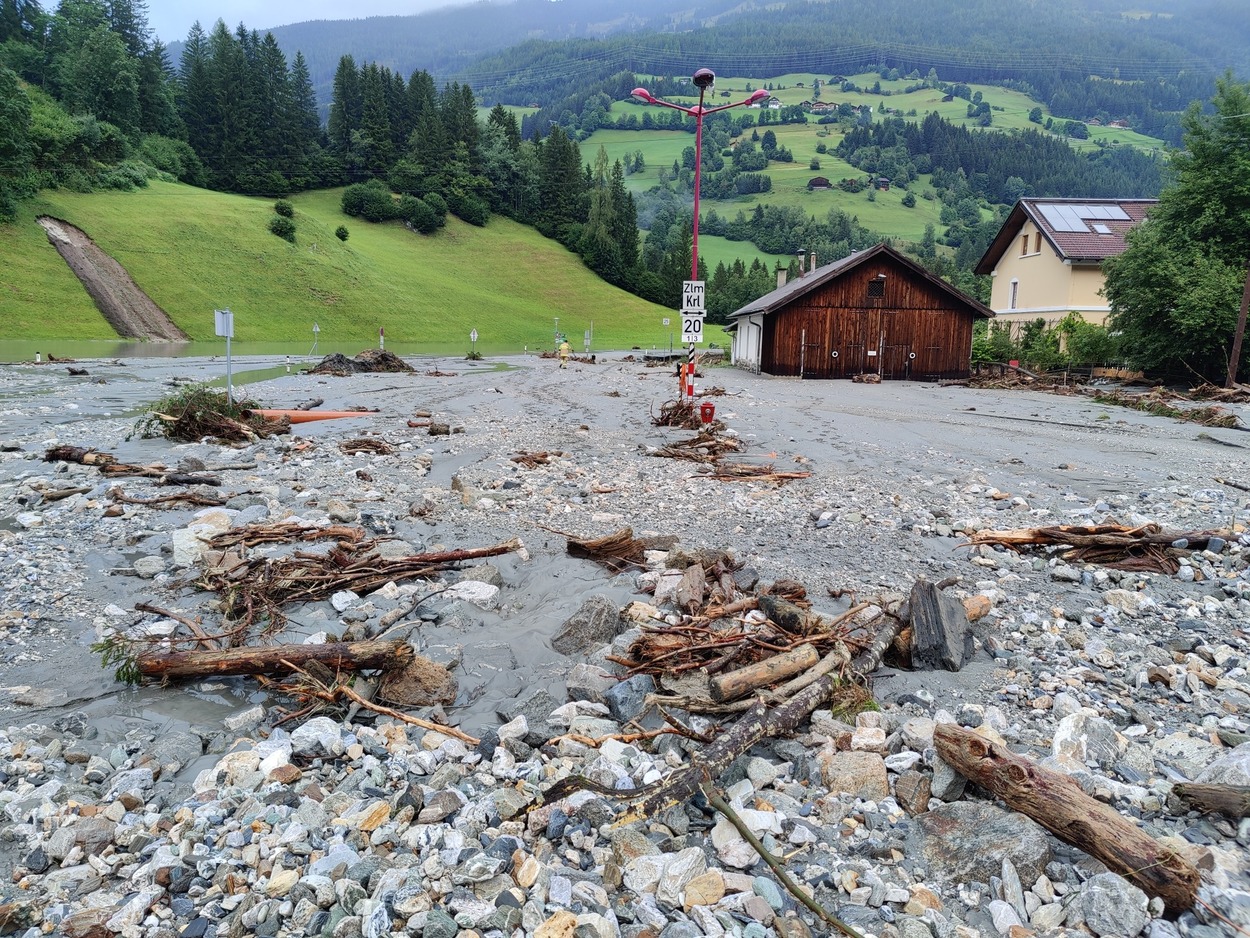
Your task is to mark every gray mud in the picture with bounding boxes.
[0,353,1246,752]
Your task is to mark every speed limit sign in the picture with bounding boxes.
[681,313,705,344]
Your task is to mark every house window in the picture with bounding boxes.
[1020,235,1029,256]
[1009,279,1019,309]
[867,277,885,298]
[1034,232,1042,253]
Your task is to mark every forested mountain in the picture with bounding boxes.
[164,0,1247,133]
[171,0,761,112]
[459,0,1246,146]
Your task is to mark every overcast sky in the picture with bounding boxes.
[146,0,455,44]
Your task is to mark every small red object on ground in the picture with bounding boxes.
[700,401,716,424]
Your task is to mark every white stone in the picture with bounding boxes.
[445,580,500,610]
[851,727,887,753]
[622,855,667,894]
[655,848,707,907]
[1102,589,1158,618]
[330,589,361,612]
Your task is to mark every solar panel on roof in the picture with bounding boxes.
[1037,202,1132,232]
[1038,205,1068,230]
[1038,204,1087,231]
[1083,205,1130,221]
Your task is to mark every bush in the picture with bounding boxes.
[335,225,349,242]
[341,180,396,222]
[406,198,439,234]
[809,158,821,170]
[273,199,294,218]
[901,191,916,208]
[268,215,296,243]
[138,135,206,186]
[422,191,448,222]
[96,160,152,191]
[448,192,489,227]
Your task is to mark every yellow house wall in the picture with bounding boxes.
[989,221,1071,311]
[1066,268,1110,324]
[988,221,1111,330]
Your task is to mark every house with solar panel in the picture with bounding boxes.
[975,198,1157,331]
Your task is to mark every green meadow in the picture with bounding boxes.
[0,182,672,348]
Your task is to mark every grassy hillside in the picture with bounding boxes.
[587,70,1165,260]
[0,183,675,348]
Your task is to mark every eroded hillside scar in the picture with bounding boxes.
[37,216,189,342]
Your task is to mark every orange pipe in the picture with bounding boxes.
[248,409,374,423]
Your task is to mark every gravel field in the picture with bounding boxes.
[0,353,1248,938]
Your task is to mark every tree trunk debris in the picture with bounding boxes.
[561,526,648,572]
[962,522,1231,573]
[908,579,974,671]
[511,450,564,467]
[934,723,1200,916]
[1172,783,1250,819]
[710,643,820,702]
[137,638,411,681]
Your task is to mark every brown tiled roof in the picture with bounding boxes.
[975,198,1157,274]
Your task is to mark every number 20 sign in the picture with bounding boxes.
[682,314,705,344]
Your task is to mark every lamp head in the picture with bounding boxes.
[746,88,770,105]
[692,68,716,90]
[631,87,655,104]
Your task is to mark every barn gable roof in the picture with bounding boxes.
[727,242,995,320]
[974,197,1156,275]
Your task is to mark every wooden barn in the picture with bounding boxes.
[727,243,994,380]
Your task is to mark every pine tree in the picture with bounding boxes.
[535,124,584,242]
[205,21,259,191]
[327,54,361,161]
[440,81,479,171]
[289,51,322,185]
[385,69,409,153]
[359,61,393,176]
[179,22,212,156]
[607,158,638,272]
[254,32,293,192]
[106,0,148,57]
[136,40,178,135]
[579,146,621,283]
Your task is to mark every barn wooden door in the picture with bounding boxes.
[862,309,882,376]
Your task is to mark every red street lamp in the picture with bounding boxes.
[632,73,769,286]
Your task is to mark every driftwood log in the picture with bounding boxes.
[1172,783,1250,819]
[138,638,412,681]
[625,672,841,821]
[934,724,1200,916]
[710,643,819,702]
[44,445,116,466]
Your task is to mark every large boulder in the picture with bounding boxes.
[551,595,623,656]
[905,801,1051,884]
